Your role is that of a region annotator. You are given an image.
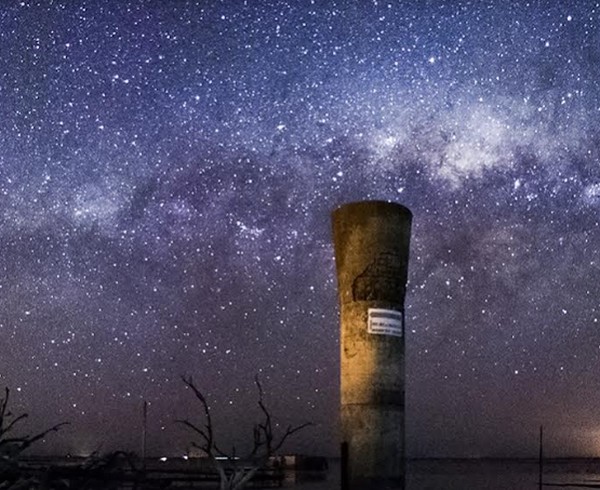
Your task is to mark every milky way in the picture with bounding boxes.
[1,1,600,458]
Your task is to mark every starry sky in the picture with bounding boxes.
[1,0,600,459]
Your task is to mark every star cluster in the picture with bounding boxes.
[1,0,600,457]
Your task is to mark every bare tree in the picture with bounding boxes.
[177,375,311,490]
[0,387,67,488]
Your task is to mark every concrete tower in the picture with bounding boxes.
[332,200,412,490]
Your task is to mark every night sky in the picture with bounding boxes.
[1,0,600,458]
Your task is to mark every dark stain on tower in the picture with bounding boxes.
[332,200,412,490]
[352,252,408,303]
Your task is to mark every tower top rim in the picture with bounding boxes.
[332,200,412,219]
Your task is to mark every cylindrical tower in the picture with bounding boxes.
[332,200,412,490]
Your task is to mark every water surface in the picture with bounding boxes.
[288,459,600,490]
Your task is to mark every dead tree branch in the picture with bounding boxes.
[177,374,312,490]
[0,387,68,489]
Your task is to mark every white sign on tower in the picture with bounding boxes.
[367,308,404,337]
